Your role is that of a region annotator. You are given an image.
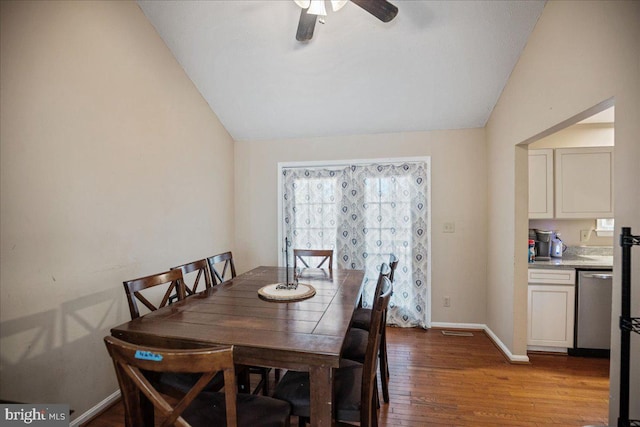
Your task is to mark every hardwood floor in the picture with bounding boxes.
[84,327,610,427]
[379,327,609,426]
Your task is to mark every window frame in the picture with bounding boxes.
[277,157,431,260]
[278,156,432,328]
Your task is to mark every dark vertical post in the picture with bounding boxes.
[618,227,631,427]
[285,237,290,285]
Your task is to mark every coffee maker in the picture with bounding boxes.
[534,229,553,260]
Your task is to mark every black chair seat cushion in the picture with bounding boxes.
[272,359,362,422]
[351,307,372,331]
[184,391,291,427]
[159,371,225,395]
[341,328,368,363]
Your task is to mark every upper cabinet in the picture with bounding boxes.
[528,147,613,219]
[528,149,554,219]
[555,147,613,218]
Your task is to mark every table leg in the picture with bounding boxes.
[236,365,251,393]
[140,392,154,426]
[309,365,333,427]
[124,389,153,427]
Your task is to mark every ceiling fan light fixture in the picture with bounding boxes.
[307,0,327,16]
[294,0,310,8]
[295,0,397,42]
[331,0,349,12]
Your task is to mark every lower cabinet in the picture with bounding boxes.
[527,269,576,350]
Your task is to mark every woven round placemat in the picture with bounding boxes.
[257,283,316,302]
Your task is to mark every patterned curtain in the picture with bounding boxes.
[282,167,347,260]
[282,161,430,328]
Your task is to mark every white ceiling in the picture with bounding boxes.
[137,0,546,141]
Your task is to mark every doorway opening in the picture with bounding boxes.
[517,98,614,379]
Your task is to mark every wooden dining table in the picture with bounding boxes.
[111,265,365,427]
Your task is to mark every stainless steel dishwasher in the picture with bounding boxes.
[569,270,613,357]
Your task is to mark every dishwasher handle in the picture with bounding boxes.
[581,273,613,280]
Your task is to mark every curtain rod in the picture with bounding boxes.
[280,156,430,170]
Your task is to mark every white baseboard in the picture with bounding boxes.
[527,345,567,353]
[70,389,120,427]
[482,325,530,363]
[431,322,530,364]
[431,322,485,331]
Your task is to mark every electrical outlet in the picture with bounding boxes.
[580,229,590,242]
[443,222,455,233]
[443,296,451,307]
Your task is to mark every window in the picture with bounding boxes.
[361,175,413,268]
[595,218,614,237]
[291,176,338,253]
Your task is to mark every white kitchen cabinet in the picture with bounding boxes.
[554,147,614,219]
[528,268,575,284]
[528,149,554,219]
[527,269,575,350]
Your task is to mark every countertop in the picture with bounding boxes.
[528,255,613,270]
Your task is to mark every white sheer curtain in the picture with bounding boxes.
[281,160,431,328]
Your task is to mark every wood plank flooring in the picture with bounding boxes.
[84,327,610,427]
[379,327,609,426]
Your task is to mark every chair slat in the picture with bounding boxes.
[172,259,213,297]
[293,249,333,272]
[206,252,237,285]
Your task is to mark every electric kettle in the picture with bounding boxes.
[550,233,567,258]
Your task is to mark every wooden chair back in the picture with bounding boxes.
[206,251,237,285]
[361,274,392,427]
[380,256,397,403]
[171,259,213,296]
[369,262,391,304]
[388,253,399,282]
[293,249,333,272]
[104,336,237,427]
[123,269,185,320]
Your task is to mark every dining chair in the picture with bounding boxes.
[206,250,277,396]
[171,258,213,296]
[344,254,398,403]
[206,251,237,285]
[123,269,186,320]
[122,269,226,397]
[103,336,291,427]
[272,274,393,427]
[293,249,333,272]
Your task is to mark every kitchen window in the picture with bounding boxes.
[595,218,614,237]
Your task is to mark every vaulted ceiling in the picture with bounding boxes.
[137,0,546,141]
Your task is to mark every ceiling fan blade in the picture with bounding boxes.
[296,8,317,41]
[351,0,398,23]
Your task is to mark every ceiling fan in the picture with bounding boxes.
[294,0,398,42]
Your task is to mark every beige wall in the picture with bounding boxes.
[235,129,488,324]
[0,0,235,419]
[485,1,640,423]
